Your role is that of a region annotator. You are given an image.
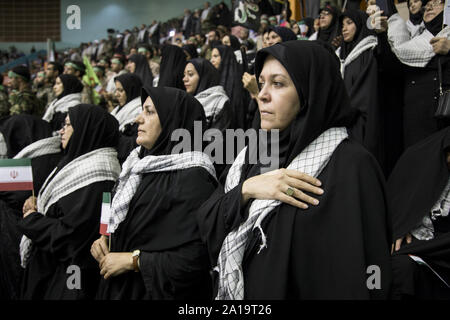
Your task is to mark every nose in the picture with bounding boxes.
[257,83,270,103]
[135,111,143,124]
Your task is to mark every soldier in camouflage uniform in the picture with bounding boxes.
[7,65,45,117]
[0,73,10,118]
[33,71,48,104]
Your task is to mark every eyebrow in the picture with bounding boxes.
[259,74,289,80]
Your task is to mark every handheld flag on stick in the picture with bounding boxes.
[82,56,101,105]
[100,192,112,236]
[0,159,33,191]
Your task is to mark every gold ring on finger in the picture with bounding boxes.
[286,187,295,197]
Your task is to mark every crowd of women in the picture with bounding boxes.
[0,0,449,300]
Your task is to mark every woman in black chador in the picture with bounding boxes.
[110,73,142,163]
[211,44,248,130]
[42,74,83,132]
[0,115,61,300]
[158,45,187,89]
[338,9,384,168]
[18,104,121,300]
[127,54,154,86]
[197,41,392,299]
[389,127,450,299]
[92,86,217,300]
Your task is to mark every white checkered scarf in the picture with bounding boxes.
[108,147,217,234]
[13,136,61,160]
[195,86,229,125]
[216,127,348,300]
[388,13,450,67]
[19,147,121,268]
[110,97,142,132]
[406,20,425,39]
[42,93,82,122]
[337,35,378,78]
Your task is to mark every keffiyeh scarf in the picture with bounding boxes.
[13,136,61,160]
[110,97,142,132]
[195,86,229,126]
[216,127,348,300]
[42,93,82,122]
[337,35,378,78]
[108,148,217,234]
[388,13,450,67]
[19,147,121,267]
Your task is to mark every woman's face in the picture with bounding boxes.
[409,0,423,15]
[126,61,136,73]
[266,31,283,47]
[342,17,357,42]
[292,23,300,35]
[423,0,444,23]
[59,115,73,149]
[183,63,200,94]
[257,55,300,131]
[53,77,64,97]
[319,10,333,29]
[222,35,231,46]
[114,81,127,107]
[135,96,162,150]
[210,48,222,69]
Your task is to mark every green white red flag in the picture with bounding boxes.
[0,159,33,191]
[100,192,112,236]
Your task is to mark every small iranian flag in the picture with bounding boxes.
[0,159,33,191]
[100,192,112,236]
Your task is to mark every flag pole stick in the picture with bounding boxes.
[108,235,111,252]
[444,0,447,30]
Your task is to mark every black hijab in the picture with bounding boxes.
[339,9,375,60]
[213,44,243,101]
[139,86,206,158]
[213,44,246,128]
[182,44,199,60]
[114,73,143,105]
[409,0,427,25]
[425,10,444,36]
[388,127,450,239]
[57,74,83,100]
[58,104,119,170]
[0,115,53,158]
[318,5,340,44]
[226,35,241,51]
[128,54,154,86]
[158,45,187,89]
[188,58,221,95]
[254,40,358,167]
[269,26,298,42]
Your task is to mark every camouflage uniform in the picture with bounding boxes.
[81,83,93,105]
[0,86,10,117]
[9,89,46,117]
[35,83,55,108]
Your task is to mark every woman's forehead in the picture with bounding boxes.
[143,95,155,108]
[260,56,289,77]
